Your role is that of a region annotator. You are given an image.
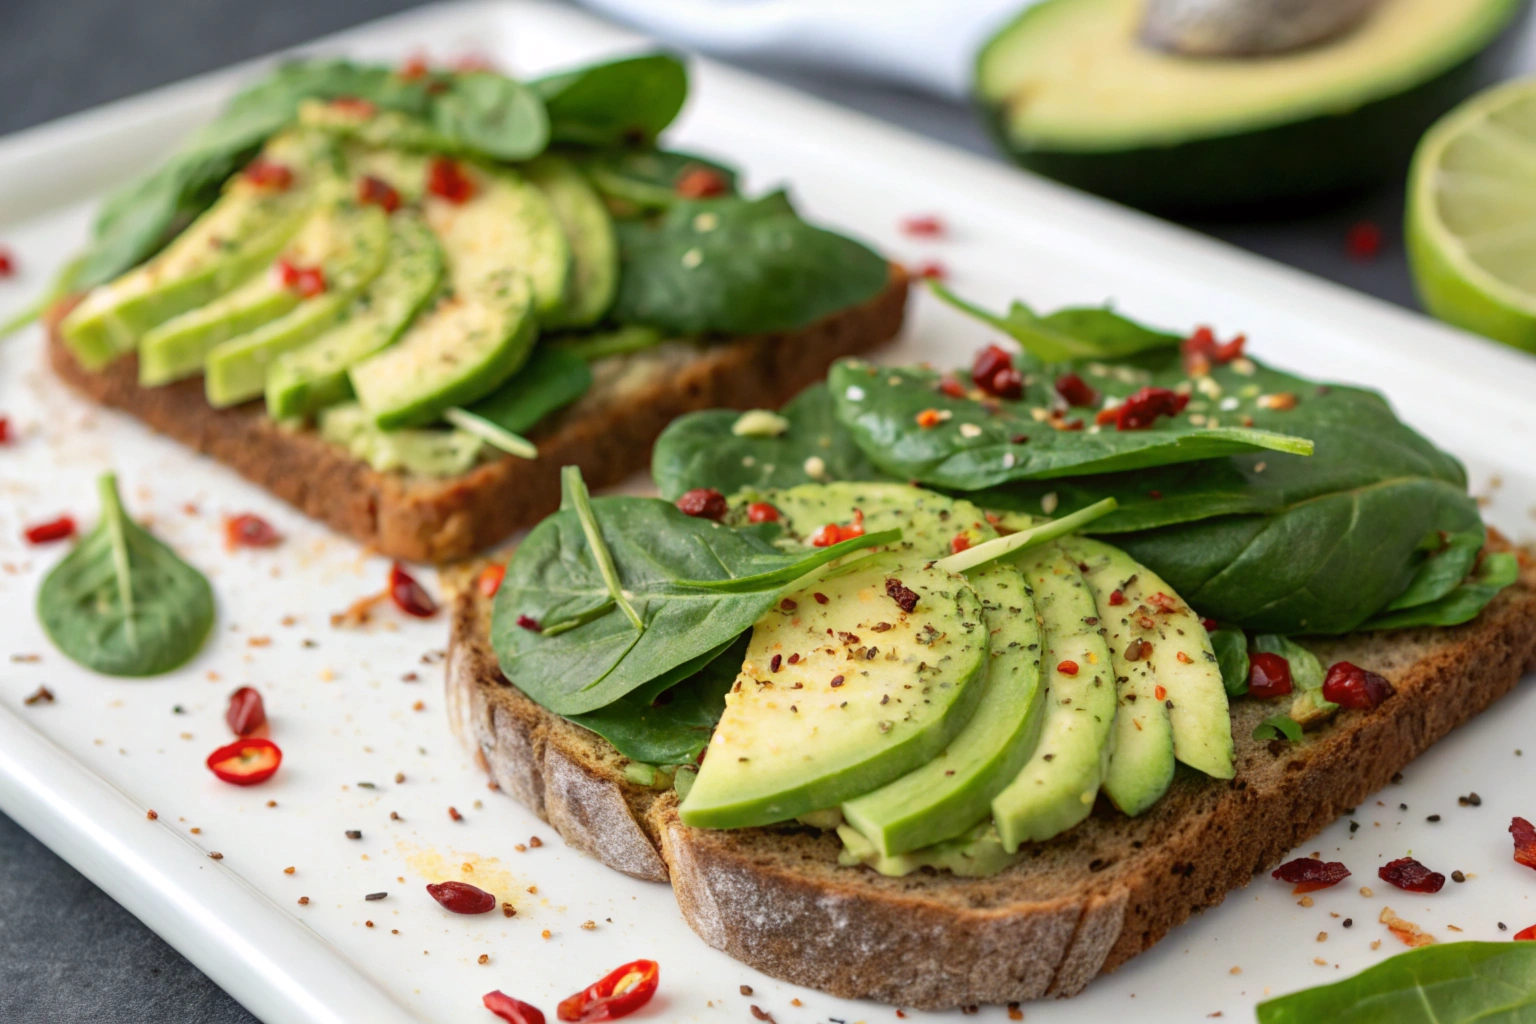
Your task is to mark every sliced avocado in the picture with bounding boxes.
[299,98,456,154]
[318,402,482,476]
[677,555,990,830]
[204,203,391,407]
[60,130,335,369]
[349,167,564,428]
[344,145,431,204]
[837,820,1023,879]
[522,155,617,328]
[991,544,1116,851]
[976,0,1526,209]
[727,480,995,561]
[1062,536,1235,779]
[265,211,444,420]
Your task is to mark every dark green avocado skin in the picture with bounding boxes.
[980,1,1530,214]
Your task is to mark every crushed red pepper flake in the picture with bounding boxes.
[23,686,54,706]
[1379,857,1445,893]
[1272,857,1351,894]
[448,806,463,822]
[885,577,919,613]
[1511,817,1536,870]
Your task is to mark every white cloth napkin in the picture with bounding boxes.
[573,0,1038,100]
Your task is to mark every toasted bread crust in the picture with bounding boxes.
[446,547,1536,1009]
[46,268,908,563]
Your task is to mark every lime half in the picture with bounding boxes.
[1408,78,1536,354]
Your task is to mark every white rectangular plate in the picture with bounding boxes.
[2,3,1534,1022]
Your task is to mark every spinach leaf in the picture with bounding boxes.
[490,491,896,714]
[1255,941,1536,1024]
[1380,528,1486,612]
[1210,627,1249,697]
[1253,633,1337,724]
[1364,551,1520,631]
[428,71,548,161]
[1253,715,1303,743]
[532,53,688,148]
[611,194,890,335]
[579,149,739,213]
[932,284,1182,363]
[462,346,592,435]
[549,325,664,362]
[37,474,214,677]
[829,355,1312,490]
[652,383,894,500]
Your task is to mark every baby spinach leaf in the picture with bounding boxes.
[1380,528,1486,613]
[1253,633,1336,724]
[1210,627,1248,697]
[532,53,688,148]
[652,383,894,500]
[37,474,214,677]
[1363,551,1520,631]
[563,467,644,631]
[461,346,592,435]
[932,284,1182,363]
[490,491,896,714]
[611,193,890,335]
[1253,715,1303,743]
[428,71,548,161]
[1255,941,1536,1024]
[579,149,739,213]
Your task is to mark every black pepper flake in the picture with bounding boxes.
[885,577,919,613]
[1459,793,1482,807]
[172,704,185,714]
[872,622,892,632]
[1391,772,1404,783]
[23,686,54,706]
[365,892,387,901]
[1342,918,1353,928]
[1349,821,1360,833]
[1501,922,1509,931]
[1427,814,1441,823]
[1399,803,1408,811]
[358,782,376,789]
[345,830,362,840]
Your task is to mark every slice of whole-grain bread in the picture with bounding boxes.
[45,267,907,563]
[444,543,1536,1010]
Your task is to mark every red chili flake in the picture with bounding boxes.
[675,166,728,199]
[810,523,842,547]
[24,516,75,545]
[427,157,475,204]
[478,564,506,599]
[972,344,1014,394]
[885,577,919,613]
[484,991,546,1024]
[901,215,946,238]
[274,260,326,298]
[988,367,1024,401]
[0,416,10,444]
[1107,590,1126,607]
[388,562,438,618]
[426,880,496,914]
[243,159,293,191]
[1247,652,1293,699]
[1271,857,1351,894]
[916,408,945,428]
[0,247,14,277]
[1054,373,1100,408]
[949,533,971,555]
[206,737,282,786]
[1146,592,1181,614]
[448,805,463,822]
[746,502,780,524]
[356,175,401,214]
[225,687,266,737]
[675,488,727,521]
[1516,925,1536,941]
[813,593,829,605]
[938,377,968,399]
[1346,221,1382,262]
[329,96,377,117]
[398,53,431,80]
[557,959,659,1022]
[1111,387,1189,430]
[770,654,782,673]
[1321,661,1394,710]
[516,614,541,632]
[225,513,281,549]
[1379,857,1445,894]
[914,261,947,281]
[1181,326,1246,375]
[1153,684,1167,701]
[1057,660,1079,676]
[1201,618,1220,632]
[1511,817,1536,870]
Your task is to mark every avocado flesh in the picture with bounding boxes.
[60,130,331,369]
[318,402,482,476]
[523,155,617,328]
[677,555,990,830]
[991,544,1117,851]
[978,0,1525,209]
[265,211,444,420]
[204,202,391,407]
[348,168,562,428]
[1061,536,1235,779]
[837,819,1023,879]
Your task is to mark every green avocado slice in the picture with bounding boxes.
[60,131,335,369]
[991,544,1117,850]
[349,166,559,428]
[264,210,444,420]
[204,202,391,407]
[522,155,617,328]
[677,555,989,830]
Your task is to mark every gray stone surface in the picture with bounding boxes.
[2,1,1532,1021]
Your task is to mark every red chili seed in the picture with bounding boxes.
[24,516,75,545]
[0,248,14,277]
[427,157,475,204]
[1511,817,1536,870]
[1108,590,1126,606]
[1346,220,1382,262]
[356,175,402,214]
[484,990,547,1024]
[426,880,496,914]
[900,215,946,238]
[243,158,294,191]
[225,687,266,737]
[914,260,947,281]
[388,562,438,618]
[1054,373,1100,408]
[1057,660,1079,676]
[1516,925,1536,941]
[225,513,282,549]
[675,488,727,521]
[1112,387,1190,430]
[770,655,782,673]
[1247,652,1293,699]
[1378,856,1445,894]
[746,502,780,524]
[516,614,541,632]
[675,166,728,198]
[1321,661,1394,710]
[1272,857,1351,894]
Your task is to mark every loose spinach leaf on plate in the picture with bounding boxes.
[1255,941,1536,1024]
[461,346,593,436]
[1363,551,1520,631]
[931,283,1183,363]
[578,149,740,213]
[611,193,890,335]
[532,53,688,148]
[490,491,896,715]
[652,383,894,500]
[37,473,215,677]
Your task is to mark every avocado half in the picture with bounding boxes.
[976,0,1530,212]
